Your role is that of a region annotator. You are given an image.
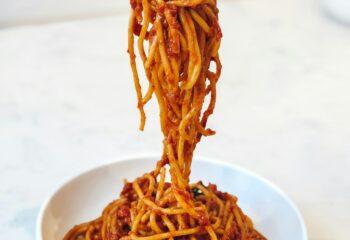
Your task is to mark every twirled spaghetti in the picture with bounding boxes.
[64,0,266,239]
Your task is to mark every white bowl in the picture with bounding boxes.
[322,0,350,24]
[36,155,307,240]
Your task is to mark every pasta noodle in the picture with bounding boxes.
[64,0,266,239]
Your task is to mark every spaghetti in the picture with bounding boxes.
[64,0,266,239]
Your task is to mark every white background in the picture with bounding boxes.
[0,0,129,27]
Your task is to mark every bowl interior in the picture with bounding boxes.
[37,156,307,240]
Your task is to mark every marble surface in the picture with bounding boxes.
[1,0,350,239]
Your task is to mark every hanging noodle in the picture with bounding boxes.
[64,0,266,239]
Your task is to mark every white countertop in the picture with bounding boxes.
[1,0,349,239]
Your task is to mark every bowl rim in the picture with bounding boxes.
[36,153,308,240]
